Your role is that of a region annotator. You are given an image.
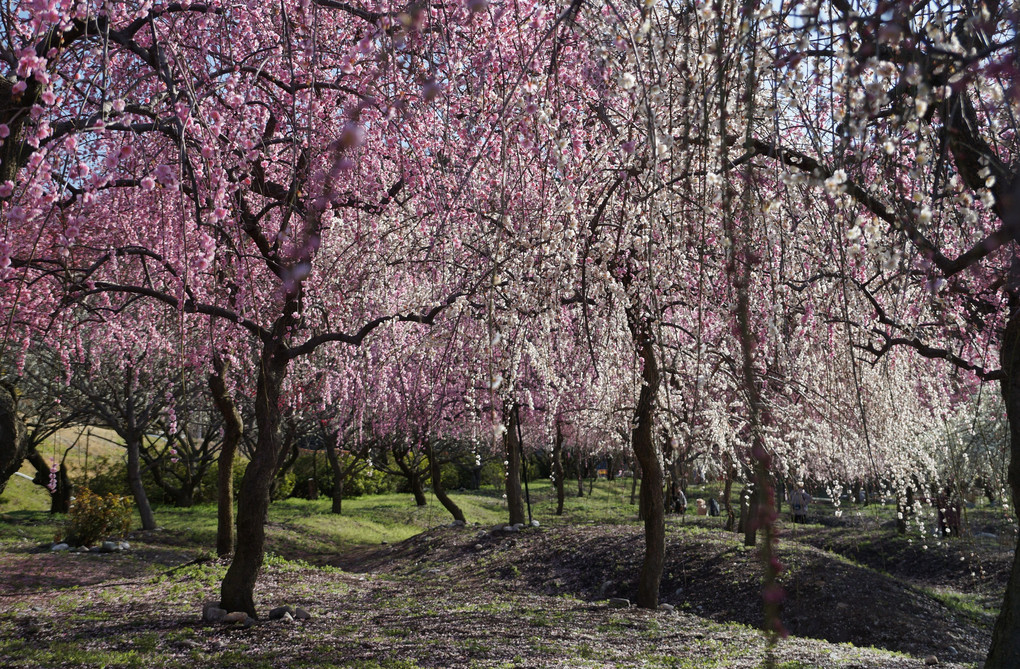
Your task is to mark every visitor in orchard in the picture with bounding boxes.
[791,486,811,524]
[673,489,687,515]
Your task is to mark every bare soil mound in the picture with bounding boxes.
[334,520,997,664]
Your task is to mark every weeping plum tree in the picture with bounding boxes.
[731,0,1020,662]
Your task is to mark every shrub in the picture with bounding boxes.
[287,451,398,499]
[81,455,132,497]
[67,488,133,546]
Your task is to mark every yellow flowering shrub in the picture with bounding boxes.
[67,488,133,546]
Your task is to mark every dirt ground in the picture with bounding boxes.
[0,514,1010,668]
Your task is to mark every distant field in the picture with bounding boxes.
[24,426,125,475]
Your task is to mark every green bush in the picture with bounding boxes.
[80,455,132,497]
[271,467,296,500]
[66,488,133,546]
[479,459,506,489]
[286,451,399,499]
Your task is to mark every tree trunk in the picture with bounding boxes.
[0,384,27,497]
[986,309,1020,668]
[743,483,758,547]
[504,405,526,526]
[631,458,640,506]
[553,422,565,516]
[426,440,465,522]
[897,486,913,535]
[723,470,735,532]
[209,358,242,557]
[173,487,195,508]
[629,316,664,609]
[409,468,427,507]
[576,455,585,497]
[737,487,748,534]
[125,434,156,531]
[220,349,287,617]
[324,438,345,515]
[50,462,71,514]
[27,450,71,513]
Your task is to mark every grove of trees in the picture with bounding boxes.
[0,0,1017,665]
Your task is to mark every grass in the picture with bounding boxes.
[0,477,651,555]
[922,586,999,623]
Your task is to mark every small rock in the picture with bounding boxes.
[101,540,119,553]
[268,606,295,620]
[608,598,630,609]
[924,656,939,666]
[179,640,202,649]
[836,602,849,610]
[674,587,684,597]
[202,603,227,623]
[294,607,311,620]
[280,612,294,623]
[530,520,540,528]
[473,544,484,551]
[658,603,675,612]
[512,523,524,530]
[89,546,103,553]
[118,541,130,550]
[380,541,388,545]
[503,525,519,533]
[221,611,248,624]
[452,519,466,526]
[946,646,957,655]
[50,543,69,552]
[72,546,89,553]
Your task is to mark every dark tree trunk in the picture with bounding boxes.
[220,349,287,617]
[409,468,427,507]
[737,487,748,534]
[125,435,156,531]
[743,484,759,547]
[332,477,344,514]
[628,315,664,609]
[631,459,640,506]
[173,487,195,507]
[27,450,71,513]
[986,310,1020,668]
[897,486,913,535]
[504,405,526,526]
[426,440,465,522]
[50,462,71,513]
[723,470,735,531]
[209,358,242,557]
[553,422,565,516]
[324,438,344,515]
[0,384,27,497]
[575,455,585,498]
[392,447,428,507]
